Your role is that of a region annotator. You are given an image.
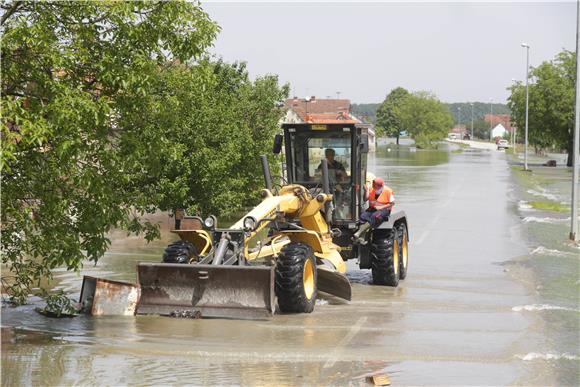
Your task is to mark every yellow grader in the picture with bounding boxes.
[81,123,409,319]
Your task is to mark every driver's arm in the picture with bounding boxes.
[375,202,394,210]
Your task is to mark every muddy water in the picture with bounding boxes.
[2,145,577,385]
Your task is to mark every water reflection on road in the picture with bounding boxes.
[1,145,566,385]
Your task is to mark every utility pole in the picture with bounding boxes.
[570,0,580,241]
[336,91,341,99]
[522,42,530,171]
[470,103,474,139]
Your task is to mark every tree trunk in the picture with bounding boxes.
[396,133,400,146]
[567,133,574,167]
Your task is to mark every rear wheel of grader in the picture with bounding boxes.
[370,229,400,286]
[397,223,409,279]
[162,240,198,264]
[275,243,317,313]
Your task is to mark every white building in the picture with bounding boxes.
[491,123,508,139]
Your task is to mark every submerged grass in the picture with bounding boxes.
[528,200,569,213]
[510,165,573,214]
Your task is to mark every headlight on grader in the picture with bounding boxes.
[204,215,216,229]
[243,216,257,232]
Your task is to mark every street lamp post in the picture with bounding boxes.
[470,103,474,139]
[570,0,579,241]
[522,42,530,171]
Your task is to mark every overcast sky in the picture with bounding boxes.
[202,1,576,104]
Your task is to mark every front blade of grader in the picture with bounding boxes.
[317,266,352,301]
[136,262,276,319]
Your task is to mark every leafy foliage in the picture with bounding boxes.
[508,50,577,165]
[37,290,79,317]
[134,60,289,217]
[396,91,454,148]
[375,87,410,140]
[1,1,287,303]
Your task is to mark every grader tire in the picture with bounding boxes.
[397,223,409,280]
[370,229,400,286]
[275,243,317,313]
[162,240,198,264]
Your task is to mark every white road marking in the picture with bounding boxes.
[415,182,463,246]
[323,316,367,368]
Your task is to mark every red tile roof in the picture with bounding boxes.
[285,97,359,124]
[484,114,514,130]
[285,97,350,113]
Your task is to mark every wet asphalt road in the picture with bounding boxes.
[2,146,551,386]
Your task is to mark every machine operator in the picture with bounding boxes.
[353,176,394,242]
[316,148,347,183]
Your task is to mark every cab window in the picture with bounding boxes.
[289,129,352,219]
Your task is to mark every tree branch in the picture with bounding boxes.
[1,1,23,26]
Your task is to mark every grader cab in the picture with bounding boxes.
[81,123,409,319]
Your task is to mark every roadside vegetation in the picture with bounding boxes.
[375,88,453,148]
[511,166,571,214]
[508,50,577,166]
[1,1,288,304]
[528,201,569,213]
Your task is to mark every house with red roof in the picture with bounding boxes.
[282,96,375,150]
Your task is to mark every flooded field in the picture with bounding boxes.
[2,144,578,386]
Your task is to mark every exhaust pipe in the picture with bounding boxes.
[321,159,333,223]
[260,155,273,191]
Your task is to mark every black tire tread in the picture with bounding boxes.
[370,229,399,286]
[162,240,198,264]
[275,242,317,313]
[397,223,409,280]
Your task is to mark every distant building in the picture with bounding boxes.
[484,114,516,134]
[450,124,468,138]
[282,96,376,151]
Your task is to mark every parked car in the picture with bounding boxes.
[497,139,510,150]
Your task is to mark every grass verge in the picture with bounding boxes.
[528,200,569,213]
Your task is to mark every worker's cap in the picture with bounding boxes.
[373,177,384,187]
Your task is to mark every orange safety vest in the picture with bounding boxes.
[369,186,394,209]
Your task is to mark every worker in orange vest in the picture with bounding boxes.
[353,177,395,242]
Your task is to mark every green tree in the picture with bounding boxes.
[507,50,577,166]
[396,91,454,148]
[375,87,410,143]
[137,60,289,217]
[1,1,287,303]
[471,118,494,140]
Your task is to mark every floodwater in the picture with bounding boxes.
[2,144,579,386]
